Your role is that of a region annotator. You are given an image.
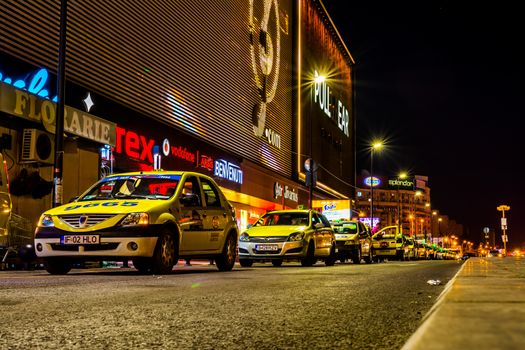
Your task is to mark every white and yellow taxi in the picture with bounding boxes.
[238,209,336,267]
[331,220,374,264]
[35,171,239,274]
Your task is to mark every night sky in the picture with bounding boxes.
[323,1,524,248]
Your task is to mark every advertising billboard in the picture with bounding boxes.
[0,0,293,177]
[313,199,352,221]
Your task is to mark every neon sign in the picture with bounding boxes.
[388,179,414,188]
[115,127,218,172]
[115,127,155,163]
[0,67,57,102]
[214,159,243,184]
[313,70,349,137]
[274,182,298,202]
[364,176,381,187]
[199,154,214,172]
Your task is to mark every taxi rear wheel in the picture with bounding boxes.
[216,233,237,271]
[152,230,177,274]
[45,258,72,275]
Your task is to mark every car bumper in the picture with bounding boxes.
[238,240,307,259]
[34,225,161,258]
[373,247,402,257]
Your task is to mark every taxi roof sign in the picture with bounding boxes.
[497,205,510,211]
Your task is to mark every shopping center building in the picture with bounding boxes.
[0,0,356,232]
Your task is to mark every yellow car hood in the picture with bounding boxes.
[246,225,308,237]
[43,199,168,216]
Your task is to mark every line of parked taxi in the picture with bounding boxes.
[33,170,457,275]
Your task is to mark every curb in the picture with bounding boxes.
[401,260,468,350]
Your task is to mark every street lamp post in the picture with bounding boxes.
[307,73,325,209]
[397,172,407,233]
[369,142,383,231]
[497,205,510,256]
[413,190,422,237]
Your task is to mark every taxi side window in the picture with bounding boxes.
[179,176,202,207]
[319,214,331,228]
[312,214,321,227]
[200,178,221,208]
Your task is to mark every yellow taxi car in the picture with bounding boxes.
[371,226,406,262]
[331,220,374,264]
[403,235,417,260]
[238,209,336,267]
[34,171,239,274]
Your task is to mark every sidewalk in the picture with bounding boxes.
[403,256,525,350]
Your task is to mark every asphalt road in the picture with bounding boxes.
[0,260,462,349]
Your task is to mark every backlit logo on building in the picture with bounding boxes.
[364,176,381,187]
[214,159,243,184]
[249,0,281,139]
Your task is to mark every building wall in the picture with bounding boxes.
[298,0,355,196]
[0,0,294,176]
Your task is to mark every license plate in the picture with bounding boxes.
[255,244,279,251]
[61,235,100,245]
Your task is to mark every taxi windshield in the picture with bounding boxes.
[332,222,357,234]
[255,212,310,226]
[79,174,181,201]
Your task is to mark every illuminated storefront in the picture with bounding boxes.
[0,0,355,229]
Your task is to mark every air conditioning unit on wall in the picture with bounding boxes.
[20,129,54,165]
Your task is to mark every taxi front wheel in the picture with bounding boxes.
[45,258,72,275]
[152,230,177,274]
[239,259,253,267]
[324,245,336,266]
[132,258,153,274]
[301,241,316,267]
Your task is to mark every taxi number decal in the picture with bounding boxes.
[64,201,139,210]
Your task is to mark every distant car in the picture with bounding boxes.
[238,209,336,267]
[371,226,406,262]
[35,171,239,274]
[487,250,502,258]
[403,236,417,261]
[415,241,429,260]
[331,220,374,264]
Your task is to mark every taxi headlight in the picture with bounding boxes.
[37,214,54,227]
[239,232,250,242]
[120,213,149,226]
[288,232,304,242]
